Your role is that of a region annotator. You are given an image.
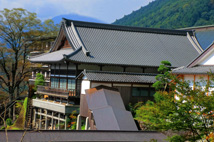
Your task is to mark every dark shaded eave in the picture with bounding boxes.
[77,70,157,84]
[172,65,214,75]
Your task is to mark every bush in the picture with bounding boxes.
[169,135,185,142]
[34,73,45,90]
[6,118,13,126]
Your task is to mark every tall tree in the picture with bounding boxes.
[0,8,42,119]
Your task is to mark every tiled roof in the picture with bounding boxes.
[172,65,214,74]
[28,48,74,63]
[30,19,201,67]
[78,70,157,83]
[195,30,214,50]
[180,25,214,50]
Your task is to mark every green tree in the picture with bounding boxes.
[135,61,214,141]
[0,8,59,120]
[0,8,42,119]
[34,73,45,90]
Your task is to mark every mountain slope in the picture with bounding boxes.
[113,0,214,29]
[52,13,104,24]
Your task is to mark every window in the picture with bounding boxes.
[132,87,149,97]
[150,88,156,96]
[60,79,67,89]
[68,79,75,90]
[51,78,59,88]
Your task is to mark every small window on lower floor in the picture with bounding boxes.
[132,87,149,97]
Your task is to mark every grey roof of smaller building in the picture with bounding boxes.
[29,48,74,63]
[172,65,214,74]
[78,70,157,83]
[0,130,167,142]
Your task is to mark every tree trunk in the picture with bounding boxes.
[13,105,16,121]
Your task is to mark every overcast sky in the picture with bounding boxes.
[0,0,154,23]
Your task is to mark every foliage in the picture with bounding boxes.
[127,102,143,117]
[135,61,214,141]
[168,135,185,142]
[7,97,28,130]
[0,8,42,120]
[0,8,59,119]
[6,118,12,126]
[68,110,77,130]
[34,73,45,90]
[81,124,85,130]
[113,0,214,29]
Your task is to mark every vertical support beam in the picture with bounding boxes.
[58,64,61,88]
[65,115,67,130]
[49,65,52,88]
[207,75,210,96]
[193,75,196,90]
[66,62,69,90]
[76,114,82,130]
[58,113,60,130]
[85,117,89,130]
[75,64,78,96]
[45,109,48,130]
[51,112,54,130]
[142,67,145,73]
[123,66,126,72]
[99,65,103,71]
[39,109,42,130]
[33,109,36,127]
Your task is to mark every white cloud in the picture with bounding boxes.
[0,0,154,23]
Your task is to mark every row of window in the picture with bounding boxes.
[51,78,75,90]
[51,69,76,76]
[132,87,156,97]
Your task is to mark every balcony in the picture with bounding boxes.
[32,99,79,114]
[37,85,76,98]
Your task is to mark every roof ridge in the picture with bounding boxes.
[187,41,214,67]
[62,18,193,36]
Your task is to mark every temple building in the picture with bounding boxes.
[173,42,214,90]
[28,18,202,130]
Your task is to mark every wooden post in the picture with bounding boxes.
[65,115,67,130]
[58,113,60,130]
[45,109,48,130]
[76,114,82,130]
[33,109,36,128]
[51,112,54,130]
[85,117,89,130]
[39,109,42,130]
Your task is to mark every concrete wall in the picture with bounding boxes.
[32,99,78,114]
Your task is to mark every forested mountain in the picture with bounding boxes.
[113,0,214,29]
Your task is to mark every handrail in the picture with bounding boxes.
[37,85,76,97]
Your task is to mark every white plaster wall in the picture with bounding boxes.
[81,80,91,94]
[195,75,208,87]
[184,75,194,89]
[199,50,214,65]
[184,75,212,91]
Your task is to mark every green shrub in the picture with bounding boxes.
[34,73,45,90]
[168,135,185,142]
[6,118,13,126]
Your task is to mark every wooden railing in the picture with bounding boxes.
[37,85,76,97]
